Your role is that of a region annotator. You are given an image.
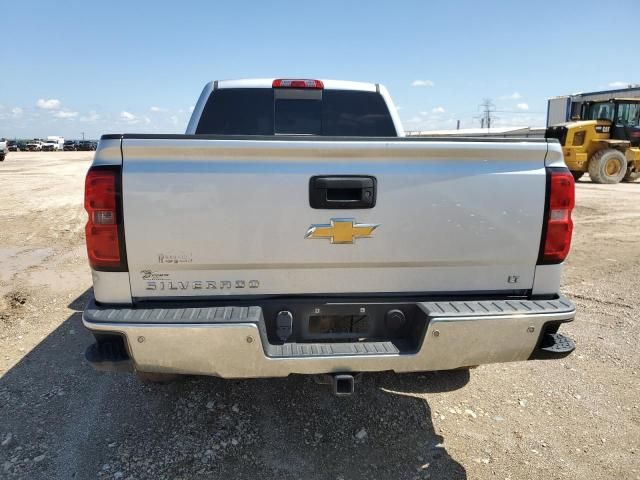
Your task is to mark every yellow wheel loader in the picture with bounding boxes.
[546,98,640,183]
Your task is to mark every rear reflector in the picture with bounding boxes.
[541,169,574,264]
[272,79,324,89]
[84,168,126,270]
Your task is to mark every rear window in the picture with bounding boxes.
[196,88,397,136]
[321,90,397,136]
[275,96,322,135]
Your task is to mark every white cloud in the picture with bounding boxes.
[11,107,23,116]
[53,110,78,119]
[120,111,138,123]
[609,81,634,88]
[36,98,61,110]
[417,107,445,117]
[150,106,167,112]
[499,92,521,100]
[170,115,179,126]
[411,79,435,87]
[80,111,100,122]
[516,103,529,111]
[189,106,195,112]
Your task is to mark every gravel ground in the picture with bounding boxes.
[0,151,639,480]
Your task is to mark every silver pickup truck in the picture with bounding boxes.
[83,78,576,394]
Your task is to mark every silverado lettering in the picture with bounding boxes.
[145,280,259,290]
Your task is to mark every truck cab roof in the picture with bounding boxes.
[213,78,379,92]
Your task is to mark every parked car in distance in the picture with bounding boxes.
[0,138,7,161]
[41,140,56,151]
[63,140,78,151]
[26,140,43,151]
[9,141,29,152]
[77,140,97,151]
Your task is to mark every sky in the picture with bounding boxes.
[1,0,639,139]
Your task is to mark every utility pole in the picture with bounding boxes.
[456,119,460,130]
[82,132,85,141]
[476,99,497,131]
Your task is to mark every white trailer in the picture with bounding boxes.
[44,136,65,151]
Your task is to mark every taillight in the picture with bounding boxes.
[84,167,126,270]
[540,168,574,264]
[272,79,324,89]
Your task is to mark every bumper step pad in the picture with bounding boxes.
[268,341,398,358]
[85,303,262,324]
[420,297,574,317]
[539,332,576,356]
[530,332,576,360]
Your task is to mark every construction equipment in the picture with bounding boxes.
[546,98,640,183]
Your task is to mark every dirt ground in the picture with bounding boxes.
[0,151,638,480]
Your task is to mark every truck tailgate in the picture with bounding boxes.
[121,137,548,299]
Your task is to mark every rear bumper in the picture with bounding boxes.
[82,295,575,378]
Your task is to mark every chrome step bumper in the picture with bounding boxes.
[83,296,575,378]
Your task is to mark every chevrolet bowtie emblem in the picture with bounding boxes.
[305,218,379,244]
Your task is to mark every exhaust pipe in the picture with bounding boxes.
[331,373,355,396]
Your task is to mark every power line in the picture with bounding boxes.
[475,99,497,130]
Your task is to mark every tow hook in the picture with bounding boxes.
[314,373,358,396]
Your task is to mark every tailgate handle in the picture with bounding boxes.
[309,176,376,209]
